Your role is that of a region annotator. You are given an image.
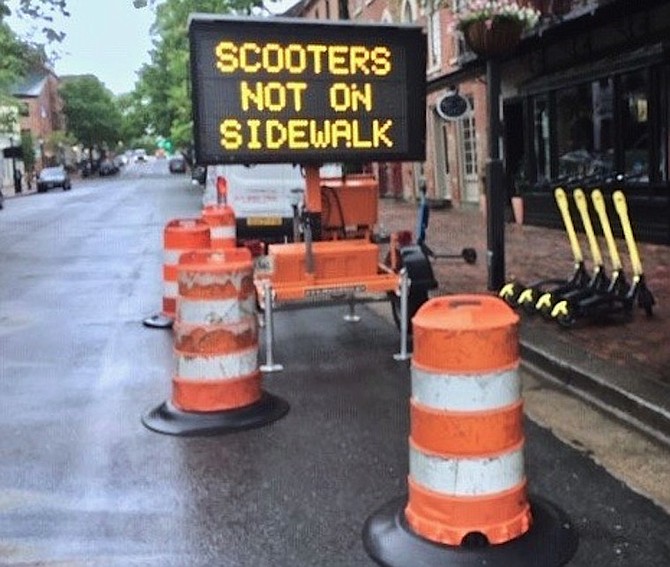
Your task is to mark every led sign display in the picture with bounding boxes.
[189,15,427,165]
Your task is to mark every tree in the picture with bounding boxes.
[20,128,35,173]
[133,0,272,154]
[0,21,47,93]
[59,75,122,163]
[116,91,150,146]
[0,0,69,42]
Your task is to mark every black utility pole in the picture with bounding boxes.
[485,60,505,291]
[9,136,21,194]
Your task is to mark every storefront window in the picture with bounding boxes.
[620,70,650,182]
[555,79,614,181]
[462,95,477,176]
[533,97,550,182]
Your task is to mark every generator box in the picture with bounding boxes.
[268,240,379,284]
[320,175,379,232]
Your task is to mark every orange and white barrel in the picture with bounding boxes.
[162,219,211,319]
[405,294,531,546]
[202,204,237,249]
[172,248,260,412]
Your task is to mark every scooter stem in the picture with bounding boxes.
[554,187,584,264]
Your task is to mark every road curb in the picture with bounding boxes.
[520,324,670,449]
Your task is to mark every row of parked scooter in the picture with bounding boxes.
[499,187,655,328]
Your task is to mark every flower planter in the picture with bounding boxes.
[530,0,551,15]
[512,196,524,224]
[463,18,524,58]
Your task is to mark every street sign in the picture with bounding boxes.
[2,146,23,159]
[435,91,470,121]
[188,15,427,165]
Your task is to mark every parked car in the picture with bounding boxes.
[37,166,71,192]
[113,155,128,168]
[133,149,148,162]
[99,159,120,176]
[168,155,187,174]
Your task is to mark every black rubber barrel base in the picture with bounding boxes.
[142,313,174,329]
[363,494,578,567]
[141,392,289,436]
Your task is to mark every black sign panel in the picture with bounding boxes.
[189,15,427,165]
[436,92,470,121]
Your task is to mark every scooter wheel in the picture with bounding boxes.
[556,309,576,328]
[637,287,655,317]
[535,293,556,319]
[517,288,539,315]
[499,282,522,307]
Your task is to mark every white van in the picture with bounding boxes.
[202,163,341,244]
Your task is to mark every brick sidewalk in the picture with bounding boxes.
[377,197,669,382]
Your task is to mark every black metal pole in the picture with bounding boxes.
[486,59,505,291]
[10,136,21,194]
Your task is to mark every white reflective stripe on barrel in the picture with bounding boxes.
[177,347,258,381]
[210,226,236,239]
[409,443,525,496]
[179,269,248,291]
[164,249,185,265]
[164,280,178,297]
[178,297,256,325]
[411,367,520,412]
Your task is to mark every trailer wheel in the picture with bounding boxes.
[462,247,477,264]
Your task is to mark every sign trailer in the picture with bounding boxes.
[188,15,430,362]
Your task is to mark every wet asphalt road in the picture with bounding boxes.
[0,162,669,566]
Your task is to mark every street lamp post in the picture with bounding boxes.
[9,136,21,194]
[485,60,506,291]
[38,138,45,170]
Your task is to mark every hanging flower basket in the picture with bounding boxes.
[463,18,524,58]
[552,0,572,16]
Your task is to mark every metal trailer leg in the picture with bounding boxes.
[394,268,411,361]
[260,280,283,373]
[343,294,361,322]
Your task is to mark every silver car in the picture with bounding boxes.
[37,166,71,192]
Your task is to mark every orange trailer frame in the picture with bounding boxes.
[252,165,412,369]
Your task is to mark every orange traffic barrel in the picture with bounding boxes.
[202,204,237,249]
[142,248,289,436]
[143,218,210,329]
[363,295,578,566]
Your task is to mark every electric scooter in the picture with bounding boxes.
[551,190,655,327]
[500,187,590,313]
[534,187,610,317]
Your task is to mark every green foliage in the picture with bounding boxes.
[133,0,263,152]
[20,129,35,171]
[0,0,70,21]
[0,96,19,132]
[0,22,32,91]
[59,75,122,150]
[0,0,69,61]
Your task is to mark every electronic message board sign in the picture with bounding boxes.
[188,15,427,165]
